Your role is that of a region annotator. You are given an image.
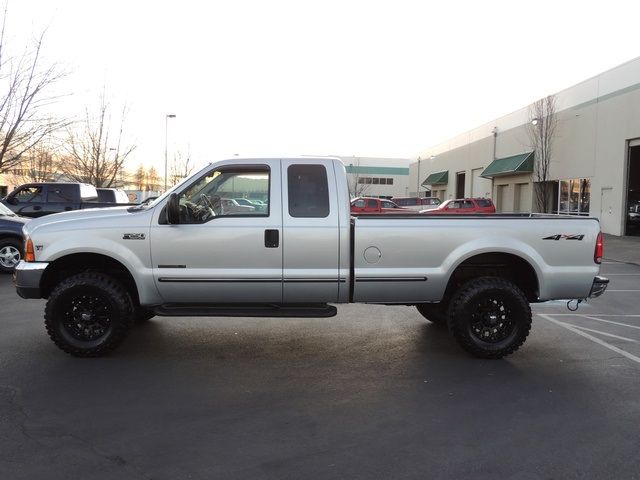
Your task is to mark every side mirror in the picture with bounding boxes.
[6,195,18,205]
[166,193,181,224]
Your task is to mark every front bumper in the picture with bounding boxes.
[588,275,609,299]
[13,261,48,299]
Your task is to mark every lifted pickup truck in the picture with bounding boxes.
[2,182,133,218]
[14,157,608,358]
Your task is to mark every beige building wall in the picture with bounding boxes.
[411,56,640,236]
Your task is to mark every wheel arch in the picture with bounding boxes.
[41,253,141,306]
[0,233,23,242]
[443,252,539,303]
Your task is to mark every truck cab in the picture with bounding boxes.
[2,182,98,218]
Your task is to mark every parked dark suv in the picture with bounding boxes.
[0,202,30,273]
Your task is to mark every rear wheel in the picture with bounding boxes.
[45,272,135,357]
[447,276,531,359]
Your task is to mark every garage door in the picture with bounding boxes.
[515,183,532,213]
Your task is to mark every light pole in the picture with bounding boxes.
[164,114,176,191]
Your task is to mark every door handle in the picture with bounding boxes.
[264,229,279,248]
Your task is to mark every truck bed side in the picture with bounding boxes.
[351,214,602,303]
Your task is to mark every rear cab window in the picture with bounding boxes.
[287,164,329,218]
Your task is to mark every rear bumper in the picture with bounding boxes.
[588,276,609,298]
[13,261,48,299]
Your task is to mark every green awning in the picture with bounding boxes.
[480,152,534,178]
[421,170,449,186]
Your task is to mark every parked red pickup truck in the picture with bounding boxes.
[350,197,412,214]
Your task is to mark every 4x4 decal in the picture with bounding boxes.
[543,234,585,241]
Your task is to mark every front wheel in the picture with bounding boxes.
[44,272,135,357]
[0,238,23,273]
[447,277,531,359]
[416,303,448,326]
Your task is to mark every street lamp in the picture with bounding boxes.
[164,114,176,191]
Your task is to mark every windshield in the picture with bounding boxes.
[0,203,16,216]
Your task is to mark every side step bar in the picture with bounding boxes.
[153,303,338,318]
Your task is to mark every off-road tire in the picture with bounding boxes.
[135,307,156,323]
[416,303,448,326]
[45,272,135,357]
[447,276,531,359]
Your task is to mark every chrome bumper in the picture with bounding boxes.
[588,276,609,299]
[13,261,48,299]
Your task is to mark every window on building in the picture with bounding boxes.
[558,178,591,215]
[356,176,394,186]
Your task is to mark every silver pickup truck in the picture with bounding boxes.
[14,157,608,358]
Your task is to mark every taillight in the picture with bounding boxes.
[594,232,604,264]
[25,237,35,262]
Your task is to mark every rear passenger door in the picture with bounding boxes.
[281,161,342,303]
[44,184,79,215]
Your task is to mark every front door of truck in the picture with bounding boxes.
[149,161,283,303]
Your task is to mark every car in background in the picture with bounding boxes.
[140,196,159,205]
[350,197,413,214]
[97,188,131,203]
[392,196,441,211]
[422,197,496,214]
[220,198,255,214]
[627,196,640,230]
[233,198,267,212]
[0,202,30,273]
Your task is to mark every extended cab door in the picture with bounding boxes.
[281,161,342,302]
[149,160,284,303]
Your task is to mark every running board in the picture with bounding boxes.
[153,303,338,318]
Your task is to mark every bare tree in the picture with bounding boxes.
[146,166,161,191]
[0,7,70,173]
[61,90,136,187]
[526,95,558,213]
[346,158,372,198]
[9,138,56,183]
[133,164,146,190]
[169,148,197,186]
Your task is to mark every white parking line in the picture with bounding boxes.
[600,273,640,275]
[538,314,640,365]
[570,325,638,342]
[580,316,640,330]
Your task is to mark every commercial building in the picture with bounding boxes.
[337,156,410,199]
[412,56,640,236]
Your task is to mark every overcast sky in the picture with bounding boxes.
[8,0,640,172]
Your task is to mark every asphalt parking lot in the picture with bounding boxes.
[1,244,639,480]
